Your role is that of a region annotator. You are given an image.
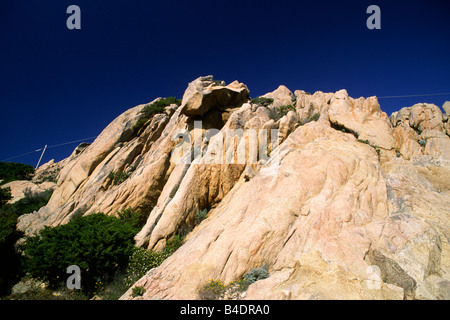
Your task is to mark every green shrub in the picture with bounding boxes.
[0,187,11,208]
[277,104,296,119]
[132,117,149,132]
[108,170,130,185]
[198,279,226,300]
[21,212,139,295]
[0,162,35,185]
[0,188,52,295]
[133,97,181,132]
[131,286,146,297]
[0,209,24,295]
[358,139,370,145]
[419,139,427,147]
[123,235,183,288]
[251,97,274,107]
[310,113,320,122]
[198,265,270,300]
[117,207,147,230]
[243,265,269,287]
[123,247,170,287]
[195,209,208,225]
[141,97,181,118]
[298,112,321,126]
[0,189,53,217]
[163,234,184,255]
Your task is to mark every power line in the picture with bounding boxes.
[1,136,97,162]
[1,149,43,162]
[378,92,450,99]
[46,136,98,149]
[2,92,449,162]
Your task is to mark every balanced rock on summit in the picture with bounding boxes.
[180,75,250,116]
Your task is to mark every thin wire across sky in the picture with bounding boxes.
[1,92,449,163]
[1,136,98,162]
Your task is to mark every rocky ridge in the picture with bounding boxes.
[16,76,450,300]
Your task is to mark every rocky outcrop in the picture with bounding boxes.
[1,158,69,205]
[2,180,55,205]
[180,76,249,116]
[443,101,450,116]
[16,76,450,300]
[390,103,450,161]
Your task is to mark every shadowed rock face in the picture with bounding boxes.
[16,76,450,300]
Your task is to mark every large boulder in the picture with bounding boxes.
[180,76,250,116]
[261,85,294,108]
[327,90,396,150]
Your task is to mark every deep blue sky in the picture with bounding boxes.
[1,0,449,166]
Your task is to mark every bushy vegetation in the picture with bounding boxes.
[195,208,208,225]
[16,208,182,298]
[0,189,53,295]
[124,235,184,288]
[198,279,227,300]
[297,112,320,126]
[134,97,182,132]
[198,265,269,300]
[0,162,35,185]
[310,113,320,122]
[131,286,146,297]
[123,247,170,287]
[108,170,130,186]
[251,97,274,107]
[142,97,181,118]
[0,187,12,208]
[1,194,185,300]
[276,104,296,119]
[242,265,269,287]
[117,207,147,230]
[1,189,53,217]
[20,212,139,295]
[163,234,184,255]
[419,139,427,147]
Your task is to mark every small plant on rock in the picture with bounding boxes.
[242,265,269,289]
[134,97,182,132]
[251,97,274,107]
[195,209,208,225]
[198,279,226,300]
[131,286,146,297]
[277,104,296,119]
[358,139,370,145]
[108,170,130,185]
[419,139,427,147]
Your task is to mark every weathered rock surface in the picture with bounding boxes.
[390,103,450,161]
[443,101,450,116]
[1,158,68,205]
[180,76,249,116]
[2,180,55,205]
[262,85,294,108]
[15,76,450,300]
